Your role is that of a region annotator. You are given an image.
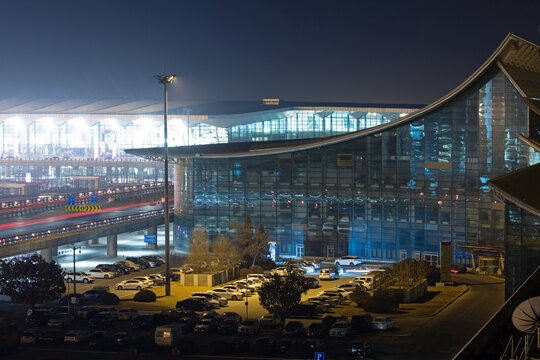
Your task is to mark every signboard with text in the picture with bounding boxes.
[144,235,157,244]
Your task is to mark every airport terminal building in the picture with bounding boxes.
[129,34,540,266]
[128,34,540,264]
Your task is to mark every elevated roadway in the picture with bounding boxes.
[0,199,173,258]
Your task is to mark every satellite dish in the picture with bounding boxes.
[512,297,540,334]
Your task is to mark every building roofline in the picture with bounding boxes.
[127,33,540,160]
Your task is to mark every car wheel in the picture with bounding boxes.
[232,295,237,300]
[83,278,89,283]
[136,286,142,290]
[104,275,109,279]
[117,286,122,290]
[336,262,341,266]
[350,262,354,266]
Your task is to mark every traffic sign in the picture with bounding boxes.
[314,352,325,360]
[91,194,98,203]
[67,195,75,205]
[144,235,157,244]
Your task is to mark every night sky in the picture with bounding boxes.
[1,1,539,106]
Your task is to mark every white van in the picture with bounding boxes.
[155,324,183,347]
[352,273,378,290]
[319,268,336,281]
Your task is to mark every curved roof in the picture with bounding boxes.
[488,162,540,217]
[127,33,540,160]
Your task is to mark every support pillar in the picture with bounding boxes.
[41,248,53,262]
[147,225,158,250]
[91,238,99,245]
[107,234,117,258]
[51,246,58,257]
[79,240,90,247]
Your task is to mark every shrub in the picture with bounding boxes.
[362,292,399,313]
[101,292,119,305]
[248,265,264,274]
[133,290,156,302]
[258,257,277,270]
[349,286,369,307]
[239,268,250,278]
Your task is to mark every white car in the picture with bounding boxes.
[329,321,352,337]
[20,329,41,344]
[208,288,244,300]
[270,267,288,276]
[319,268,337,280]
[334,256,362,266]
[131,276,154,288]
[247,274,266,282]
[64,271,95,284]
[191,295,220,309]
[88,268,115,279]
[115,279,148,290]
[317,291,344,305]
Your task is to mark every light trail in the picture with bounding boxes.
[0,199,171,231]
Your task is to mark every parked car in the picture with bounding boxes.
[64,330,89,344]
[334,255,362,266]
[317,291,345,305]
[131,276,154,288]
[351,314,373,331]
[208,288,244,300]
[155,324,184,347]
[115,279,147,291]
[26,304,51,316]
[111,332,131,347]
[47,313,73,328]
[95,264,123,276]
[64,271,94,283]
[26,310,52,326]
[319,268,337,281]
[306,322,329,337]
[116,260,140,272]
[176,298,213,311]
[87,268,115,279]
[221,312,242,322]
[302,299,331,313]
[347,340,373,358]
[284,321,305,336]
[191,293,221,309]
[131,314,156,331]
[176,317,197,333]
[117,308,139,321]
[37,329,64,344]
[148,274,165,285]
[77,306,98,320]
[451,264,467,274]
[372,317,394,330]
[237,319,260,335]
[247,274,266,282]
[88,312,115,328]
[259,313,280,328]
[218,318,240,334]
[329,321,352,337]
[194,318,219,334]
[20,328,41,344]
[126,257,150,269]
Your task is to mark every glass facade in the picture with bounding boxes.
[505,203,540,298]
[174,67,531,263]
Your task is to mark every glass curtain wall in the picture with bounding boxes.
[178,67,529,263]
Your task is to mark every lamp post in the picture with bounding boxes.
[154,74,175,297]
[71,246,80,315]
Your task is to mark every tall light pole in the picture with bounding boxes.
[154,74,175,296]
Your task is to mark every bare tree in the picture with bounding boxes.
[187,226,210,271]
[213,235,239,267]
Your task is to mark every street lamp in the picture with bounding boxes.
[154,74,175,297]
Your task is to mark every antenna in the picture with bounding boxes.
[512,296,540,348]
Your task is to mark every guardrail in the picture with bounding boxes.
[0,208,173,247]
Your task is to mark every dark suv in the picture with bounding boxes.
[176,298,213,311]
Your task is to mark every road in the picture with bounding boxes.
[0,201,162,239]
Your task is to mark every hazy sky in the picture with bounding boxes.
[1,0,539,105]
